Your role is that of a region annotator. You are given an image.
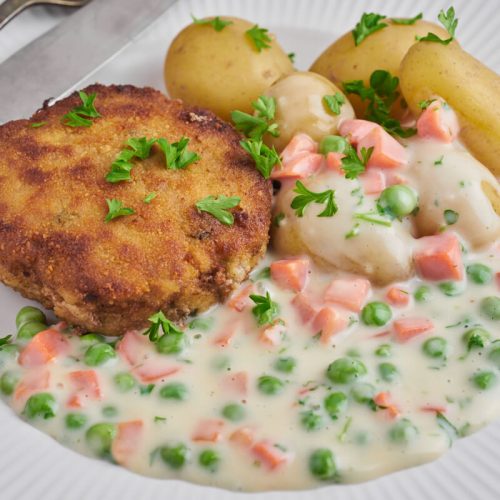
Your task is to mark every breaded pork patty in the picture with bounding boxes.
[0,84,271,335]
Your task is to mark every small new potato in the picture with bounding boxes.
[310,20,450,118]
[164,17,293,121]
[400,41,500,176]
[263,71,354,151]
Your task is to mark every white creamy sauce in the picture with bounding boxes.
[0,137,499,492]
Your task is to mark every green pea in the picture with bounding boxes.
[274,356,296,373]
[422,337,448,359]
[350,382,376,404]
[159,382,188,401]
[374,344,392,357]
[221,403,245,422]
[16,306,46,329]
[389,418,418,443]
[379,185,418,217]
[326,357,367,384]
[361,302,392,327]
[23,392,57,419]
[257,375,284,395]
[466,263,493,285]
[462,328,491,351]
[319,135,349,155]
[378,363,398,382]
[438,281,464,297]
[17,321,47,341]
[0,370,19,396]
[414,285,431,302]
[79,333,105,345]
[84,343,116,366]
[309,448,337,480]
[113,372,136,392]
[488,342,500,368]
[198,449,220,472]
[301,410,323,431]
[480,296,500,321]
[324,391,348,420]
[102,406,118,418]
[65,412,87,429]
[86,423,116,457]
[160,443,189,469]
[156,332,185,355]
[472,371,497,390]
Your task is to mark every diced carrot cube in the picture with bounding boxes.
[339,119,379,144]
[393,317,434,342]
[133,362,179,383]
[227,283,254,312]
[112,420,144,465]
[495,272,500,291]
[67,370,102,408]
[280,133,318,164]
[14,370,49,402]
[385,286,410,307]
[212,320,240,347]
[360,168,386,195]
[420,405,447,413]
[357,126,407,169]
[324,278,371,312]
[414,232,463,281]
[271,152,323,180]
[230,426,255,448]
[259,321,285,347]
[221,371,248,396]
[18,328,70,367]
[192,419,225,442]
[270,256,310,292]
[251,440,289,470]
[417,99,459,143]
[312,306,349,344]
[373,391,400,419]
[291,293,319,323]
[325,152,344,174]
[117,330,146,366]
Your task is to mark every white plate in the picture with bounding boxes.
[1,0,499,499]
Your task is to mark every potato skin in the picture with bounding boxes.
[164,17,293,121]
[400,41,500,177]
[264,71,354,151]
[309,20,450,118]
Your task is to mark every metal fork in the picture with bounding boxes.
[0,0,90,29]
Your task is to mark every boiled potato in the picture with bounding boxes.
[263,71,354,151]
[400,42,500,176]
[310,20,450,118]
[164,16,293,121]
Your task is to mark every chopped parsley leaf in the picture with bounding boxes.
[195,195,241,225]
[392,13,422,25]
[144,192,157,204]
[104,199,135,223]
[232,95,279,139]
[30,121,47,128]
[287,52,296,63]
[417,7,458,45]
[341,145,372,179]
[291,181,337,218]
[250,291,279,326]
[62,91,101,127]
[323,93,346,115]
[240,138,280,179]
[434,156,444,166]
[352,13,388,46]
[246,24,272,52]
[157,136,200,170]
[191,15,233,31]
[144,310,183,343]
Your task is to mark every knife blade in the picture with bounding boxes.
[0,0,178,123]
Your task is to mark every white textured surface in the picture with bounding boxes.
[0,1,499,499]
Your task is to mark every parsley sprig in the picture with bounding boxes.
[417,7,458,45]
[62,91,101,127]
[157,136,200,170]
[0,335,12,351]
[144,311,183,343]
[240,138,280,179]
[323,93,346,115]
[343,70,416,138]
[352,13,388,46]
[191,15,233,31]
[195,195,241,225]
[106,137,156,183]
[104,199,135,222]
[291,181,338,218]
[392,13,422,25]
[341,145,373,179]
[250,292,279,326]
[246,24,272,52]
[231,95,279,139]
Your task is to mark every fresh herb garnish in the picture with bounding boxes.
[126,137,157,159]
[246,24,272,52]
[62,91,101,127]
[419,98,437,110]
[436,412,458,445]
[30,121,47,128]
[323,93,346,115]
[254,266,271,281]
[343,70,416,138]
[287,52,296,63]
[444,209,459,225]
[140,384,155,395]
[232,95,279,139]
[345,223,361,239]
[106,137,155,183]
[157,136,200,170]
[273,212,285,227]
[417,7,458,45]
[341,145,373,179]
[191,15,233,31]
[250,291,279,326]
[104,199,135,223]
[0,335,12,350]
[434,156,444,166]
[291,181,337,218]
[144,311,183,343]
[144,192,157,204]
[352,13,388,46]
[392,13,423,25]
[354,211,392,227]
[195,195,241,225]
[240,138,280,179]
[154,416,167,422]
